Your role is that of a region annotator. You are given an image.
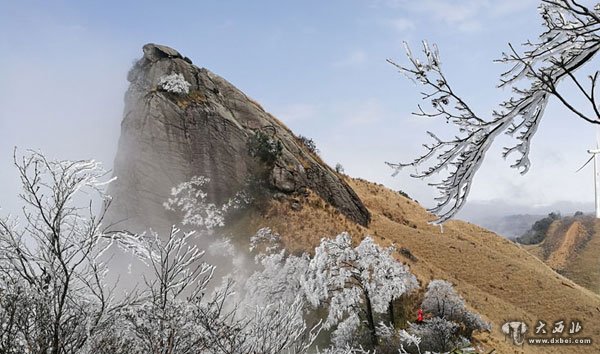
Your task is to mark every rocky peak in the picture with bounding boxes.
[108,43,370,232]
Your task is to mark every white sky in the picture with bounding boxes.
[0,0,598,219]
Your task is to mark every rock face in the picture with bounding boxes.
[107,43,370,232]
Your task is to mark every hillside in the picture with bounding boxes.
[106,43,600,353]
[233,181,600,354]
[523,215,600,295]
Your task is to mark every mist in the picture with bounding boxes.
[457,199,595,238]
[0,21,132,216]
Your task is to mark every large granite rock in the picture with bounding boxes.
[107,43,370,233]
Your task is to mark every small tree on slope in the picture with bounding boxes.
[302,233,418,347]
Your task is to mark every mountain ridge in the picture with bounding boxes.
[105,43,600,353]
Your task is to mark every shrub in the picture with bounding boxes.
[158,72,191,94]
[247,130,283,165]
[298,135,319,154]
[409,317,459,353]
[397,189,411,200]
[421,280,490,338]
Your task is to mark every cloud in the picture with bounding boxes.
[0,10,131,216]
[373,0,539,33]
[333,50,367,67]
[411,0,486,32]
[387,18,415,33]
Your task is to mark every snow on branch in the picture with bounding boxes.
[164,176,249,230]
[387,0,600,224]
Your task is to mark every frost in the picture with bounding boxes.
[387,1,600,223]
[163,176,249,230]
[249,227,281,254]
[158,72,191,94]
[331,313,360,348]
[302,233,418,346]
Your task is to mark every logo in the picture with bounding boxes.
[502,321,528,346]
[502,319,591,347]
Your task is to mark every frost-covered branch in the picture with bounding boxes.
[164,176,249,231]
[387,0,600,223]
[0,150,129,354]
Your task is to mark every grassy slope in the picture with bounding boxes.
[238,178,600,354]
[525,216,600,295]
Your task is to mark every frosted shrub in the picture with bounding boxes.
[303,233,419,347]
[247,130,283,165]
[164,176,249,230]
[317,345,371,354]
[249,227,281,254]
[409,317,459,353]
[422,280,491,337]
[158,72,191,94]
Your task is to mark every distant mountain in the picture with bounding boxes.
[520,214,600,294]
[472,214,545,239]
[457,200,593,238]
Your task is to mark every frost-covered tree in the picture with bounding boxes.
[0,153,322,354]
[422,280,465,320]
[408,317,460,353]
[387,0,600,223]
[421,280,490,339]
[235,296,321,354]
[0,151,135,354]
[158,72,191,94]
[241,227,321,353]
[164,176,249,231]
[317,345,372,354]
[246,250,310,307]
[303,233,418,347]
[111,226,225,354]
[245,228,309,306]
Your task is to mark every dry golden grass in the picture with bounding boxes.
[236,178,600,353]
[545,221,588,270]
[565,220,600,295]
[347,180,600,353]
[262,191,368,253]
[526,216,600,297]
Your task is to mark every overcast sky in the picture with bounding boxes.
[1,0,598,220]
